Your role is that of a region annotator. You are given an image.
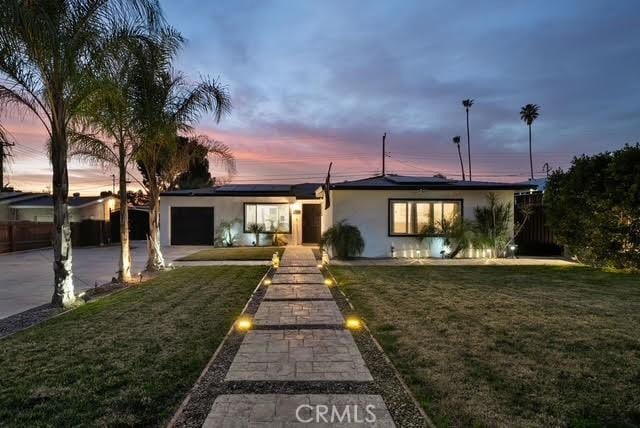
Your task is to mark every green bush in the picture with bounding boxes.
[545,144,640,269]
[320,220,365,259]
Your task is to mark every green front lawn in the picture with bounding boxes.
[331,265,640,427]
[178,246,285,261]
[0,266,266,427]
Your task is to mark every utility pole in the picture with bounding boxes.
[542,162,551,179]
[111,174,116,194]
[382,132,386,176]
[0,140,15,191]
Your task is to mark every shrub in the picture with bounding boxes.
[214,218,241,247]
[247,223,265,246]
[545,144,640,269]
[320,220,365,259]
[473,192,513,257]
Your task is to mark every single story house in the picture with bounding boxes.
[160,184,322,246]
[7,193,119,223]
[159,175,532,258]
[0,192,48,222]
[321,175,532,258]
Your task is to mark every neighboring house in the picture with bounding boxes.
[160,175,531,258]
[8,193,119,223]
[0,192,48,222]
[160,184,321,246]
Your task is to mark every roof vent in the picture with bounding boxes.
[73,192,80,198]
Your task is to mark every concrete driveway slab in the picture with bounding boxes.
[0,242,210,319]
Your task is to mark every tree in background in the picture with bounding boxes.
[462,99,474,180]
[1,125,15,191]
[452,135,465,181]
[520,103,540,180]
[0,0,160,307]
[167,135,235,190]
[130,30,232,270]
[545,144,640,269]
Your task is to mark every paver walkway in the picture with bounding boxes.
[204,246,396,427]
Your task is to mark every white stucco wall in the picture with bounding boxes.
[328,189,516,258]
[160,195,303,246]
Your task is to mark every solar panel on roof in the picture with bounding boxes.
[386,175,451,184]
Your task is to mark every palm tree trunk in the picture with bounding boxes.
[457,144,466,181]
[145,179,165,271]
[466,108,472,181]
[118,145,132,282]
[528,124,534,180]
[50,118,75,307]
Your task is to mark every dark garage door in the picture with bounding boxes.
[171,207,214,245]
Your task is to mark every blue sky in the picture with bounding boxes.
[6,0,640,191]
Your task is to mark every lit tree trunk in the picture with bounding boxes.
[528,124,534,180]
[457,143,466,181]
[118,142,132,282]
[50,114,75,307]
[145,178,164,271]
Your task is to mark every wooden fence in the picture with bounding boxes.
[0,220,112,253]
[515,192,563,256]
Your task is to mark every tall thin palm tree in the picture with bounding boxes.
[462,99,474,180]
[520,104,540,180]
[130,31,231,271]
[0,0,161,307]
[452,136,465,181]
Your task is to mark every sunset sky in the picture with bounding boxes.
[3,0,639,193]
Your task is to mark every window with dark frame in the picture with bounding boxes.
[389,200,461,236]
[244,203,291,233]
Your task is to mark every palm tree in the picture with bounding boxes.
[520,104,540,180]
[462,99,474,180]
[452,136,465,181]
[130,32,231,271]
[70,31,156,283]
[0,0,161,307]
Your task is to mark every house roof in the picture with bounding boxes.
[161,183,322,199]
[10,195,113,209]
[0,192,47,203]
[330,175,534,191]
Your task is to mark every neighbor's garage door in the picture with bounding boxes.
[171,207,214,245]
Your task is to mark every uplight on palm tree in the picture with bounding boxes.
[0,0,161,307]
[452,136,466,181]
[520,104,540,180]
[462,99,474,180]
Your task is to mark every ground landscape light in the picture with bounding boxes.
[236,316,253,332]
[263,278,272,285]
[345,316,363,330]
[324,278,333,286]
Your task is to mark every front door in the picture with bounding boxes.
[302,204,321,244]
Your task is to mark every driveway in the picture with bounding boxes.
[0,242,210,319]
